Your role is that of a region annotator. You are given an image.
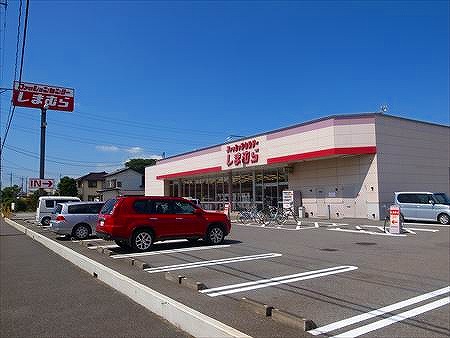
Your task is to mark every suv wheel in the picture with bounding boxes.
[438,213,450,225]
[132,229,153,252]
[206,225,224,245]
[73,224,90,240]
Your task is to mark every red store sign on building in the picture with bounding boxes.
[226,139,260,167]
[13,81,75,112]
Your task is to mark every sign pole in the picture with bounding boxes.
[39,107,47,179]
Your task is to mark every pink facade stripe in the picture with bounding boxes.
[157,146,222,164]
[156,166,222,180]
[267,146,377,164]
[266,116,375,140]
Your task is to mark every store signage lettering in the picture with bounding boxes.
[226,139,259,167]
[13,81,75,112]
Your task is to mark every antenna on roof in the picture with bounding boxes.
[379,104,388,114]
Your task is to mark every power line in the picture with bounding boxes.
[4,144,125,167]
[1,0,28,151]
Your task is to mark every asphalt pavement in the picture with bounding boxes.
[4,213,450,338]
[0,218,191,338]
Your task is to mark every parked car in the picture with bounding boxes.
[96,196,231,252]
[36,196,81,226]
[394,192,450,225]
[50,201,104,239]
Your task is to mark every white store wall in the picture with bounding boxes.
[375,115,450,218]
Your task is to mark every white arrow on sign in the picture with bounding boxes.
[28,178,55,190]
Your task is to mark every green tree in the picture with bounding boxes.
[1,185,22,213]
[125,158,157,174]
[57,176,78,196]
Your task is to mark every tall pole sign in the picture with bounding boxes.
[13,81,74,180]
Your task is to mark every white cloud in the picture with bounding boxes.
[96,145,120,152]
[126,146,144,154]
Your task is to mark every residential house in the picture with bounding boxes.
[97,168,144,201]
[76,171,107,201]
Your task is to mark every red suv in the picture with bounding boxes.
[96,196,231,252]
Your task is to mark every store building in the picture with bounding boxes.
[145,113,450,220]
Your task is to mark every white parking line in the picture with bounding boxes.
[406,227,439,233]
[111,244,231,259]
[308,286,450,336]
[88,244,119,249]
[200,265,357,297]
[71,238,102,243]
[332,296,450,338]
[328,228,407,237]
[144,253,282,273]
[403,222,450,227]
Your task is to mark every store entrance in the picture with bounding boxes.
[264,184,279,207]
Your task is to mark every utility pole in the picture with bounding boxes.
[40,106,48,179]
[10,172,12,186]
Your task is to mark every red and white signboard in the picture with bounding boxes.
[29,178,55,191]
[13,81,74,112]
[389,205,402,234]
[225,138,261,168]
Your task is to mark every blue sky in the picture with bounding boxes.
[0,0,449,189]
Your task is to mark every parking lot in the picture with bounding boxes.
[9,213,450,338]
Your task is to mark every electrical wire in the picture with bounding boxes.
[4,144,124,166]
[1,0,28,151]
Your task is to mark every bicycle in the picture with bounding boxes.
[238,206,263,224]
[277,207,300,225]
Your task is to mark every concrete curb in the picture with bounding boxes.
[5,218,251,338]
[165,272,207,291]
[271,308,316,332]
[239,297,316,332]
[240,297,273,317]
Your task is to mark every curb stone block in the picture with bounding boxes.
[240,297,273,317]
[180,277,207,291]
[165,272,185,284]
[271,308,316,331]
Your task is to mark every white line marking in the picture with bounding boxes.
[111,244,231,259]
[71,238,102,243]
[200,265,358,297]
[403,222,450,227]
[308,286,450,335]
[355,226,362,230]
[145,253,282,273]
[88,244,119,249]
[237,223,317,231]
[314,222,319,228]
[328,228,407,237]
[331,296,450,338]
[406,227,439,233]
[403,228,416,235]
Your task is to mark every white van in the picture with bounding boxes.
[36,196,81,226]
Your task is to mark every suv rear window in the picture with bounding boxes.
[68,203,104,214]
[101,199,117,215]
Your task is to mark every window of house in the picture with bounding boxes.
[117,181,122,188]
[88,180,97,188]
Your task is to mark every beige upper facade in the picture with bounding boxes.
[145,113,449,220]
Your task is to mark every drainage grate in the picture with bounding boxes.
[319,248,339,252]
[355,242,376,246]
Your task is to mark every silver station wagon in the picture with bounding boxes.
[394,192,450,225]
[50,201,104,239]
